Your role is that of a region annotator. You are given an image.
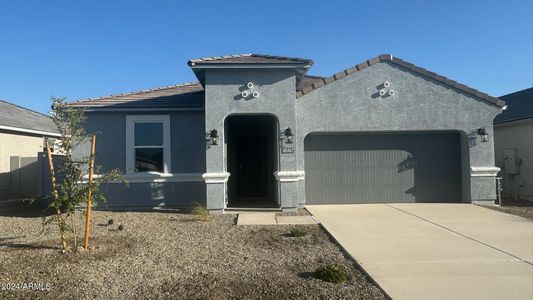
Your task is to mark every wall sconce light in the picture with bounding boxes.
[283,127,293,144]
[208,129,219,145]
[477,127,488,142]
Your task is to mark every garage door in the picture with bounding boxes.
[304,132,462,204]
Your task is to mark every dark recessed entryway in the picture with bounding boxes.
[225,115,279,208]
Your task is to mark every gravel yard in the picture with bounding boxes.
[0,210,385,300]
[484,199,533,220]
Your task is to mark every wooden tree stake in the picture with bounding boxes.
[83,135,96,249]
[45,139,68,252]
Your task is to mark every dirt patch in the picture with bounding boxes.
[484,199,533,220]
[0,211,385,299]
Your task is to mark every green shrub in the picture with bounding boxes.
[192,202,211,222]
[314,265,347,283]
[288,228,308,237]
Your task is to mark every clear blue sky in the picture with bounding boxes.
[1,0,532,114]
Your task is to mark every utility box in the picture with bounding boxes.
[504,148,519,175]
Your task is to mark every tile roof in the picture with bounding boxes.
[296,54,505,107]
[67,83,204,108]
[0,100,58,134]
[188,54,313,66]
[68,54,504,109]
[494,87,533,124]
[297,75,326,93]
[67,76,325,109]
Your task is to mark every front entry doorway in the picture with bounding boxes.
[225,115,279,208]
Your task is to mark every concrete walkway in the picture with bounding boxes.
[236,212,317,225]
[306,204,533,300]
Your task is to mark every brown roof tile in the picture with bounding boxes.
[67,83,204,109]
[188,53,313,66]
[69,75,326,109]
[68,54,504,108]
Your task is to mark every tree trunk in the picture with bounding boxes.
[45,139,68,252]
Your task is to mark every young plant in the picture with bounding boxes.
[314,265,347,284]
[192,202,211,222]
[44,97,126,252]
[288,228,308,237]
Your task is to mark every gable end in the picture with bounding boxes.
[296,54,505,107]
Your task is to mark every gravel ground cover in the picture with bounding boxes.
[483,199,533,220]
[0,210,386,300]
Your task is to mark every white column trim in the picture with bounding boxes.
[202,172,231,184]
[470,166,500,177]
[274,171,305,182]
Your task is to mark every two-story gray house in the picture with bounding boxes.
[68,54,504,212]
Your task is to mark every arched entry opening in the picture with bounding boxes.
[225,114,279,208]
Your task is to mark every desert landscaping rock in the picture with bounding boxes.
[483,199,533,220]
[0,210,385,299]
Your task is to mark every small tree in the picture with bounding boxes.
[44,97,126,252]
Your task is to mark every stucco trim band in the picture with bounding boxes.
[470,167,501,177]
[84,172,204,183]
[274,171,305,182]
[202,172,231,184]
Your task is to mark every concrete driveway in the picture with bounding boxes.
[306,204,533,300]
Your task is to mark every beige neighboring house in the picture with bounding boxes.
[0,100,59,200]
[494,87,533,201]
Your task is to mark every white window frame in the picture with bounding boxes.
[126,115,171,174]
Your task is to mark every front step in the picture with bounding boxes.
[225,207,282,213]
[236,212,318,225]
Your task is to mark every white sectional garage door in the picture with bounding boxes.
[304,132,462,204]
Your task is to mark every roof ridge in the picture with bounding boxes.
[249,53,314,65]
[303,75,326,79]
[0,99,52,118]
[189,54,253,64]
[500,87,533,98]
[296,54,504,107]
[73,82,202,103]
[188,53,313,66]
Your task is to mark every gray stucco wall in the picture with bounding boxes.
[203,68,299,210]
[78,60,502,210]
[296,61,502,205]
[81,110,206,208]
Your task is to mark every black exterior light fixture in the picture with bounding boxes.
[477,127,488,142]
[284,127,294,144]
[209,129,219,145]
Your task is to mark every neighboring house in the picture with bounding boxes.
[0,100,59,200]
[494,87,533,201]
[68,54,505,211]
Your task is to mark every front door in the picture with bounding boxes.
[235,136,268,198]
[226,115,278,208]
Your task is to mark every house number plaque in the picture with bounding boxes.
[281,146,295,154]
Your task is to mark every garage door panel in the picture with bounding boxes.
[304,133,462,204]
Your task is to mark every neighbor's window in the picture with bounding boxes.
[126,115,170,173]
